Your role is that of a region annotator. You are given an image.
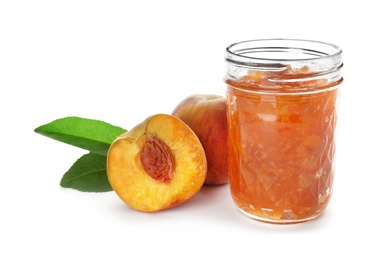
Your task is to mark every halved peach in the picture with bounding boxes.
[107,114,207,212]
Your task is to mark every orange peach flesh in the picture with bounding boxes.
[107,114,207,212]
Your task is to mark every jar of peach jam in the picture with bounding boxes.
[225,39,343,224]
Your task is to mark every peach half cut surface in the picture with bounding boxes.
[107,114,207,212]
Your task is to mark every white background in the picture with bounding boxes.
[1,0,382,259]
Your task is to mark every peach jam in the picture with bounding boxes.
[224,39,343,224]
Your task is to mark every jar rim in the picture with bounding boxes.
[226,38,342,67]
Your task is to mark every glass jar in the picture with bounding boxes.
[224,39,343,224]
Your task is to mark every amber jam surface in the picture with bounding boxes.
[226,66,342,224]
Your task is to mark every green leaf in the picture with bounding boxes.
[34,116,126,156]
[60,153,113,192]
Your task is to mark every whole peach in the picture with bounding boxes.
[172,94,228,185]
